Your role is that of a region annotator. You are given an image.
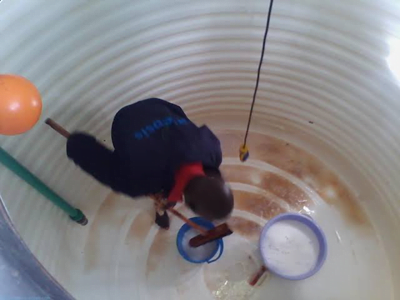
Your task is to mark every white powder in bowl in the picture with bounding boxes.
[261,219,320,277]
[181,228,218,262]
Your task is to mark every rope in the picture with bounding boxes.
[243,0,275,147]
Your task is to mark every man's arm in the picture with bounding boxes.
[66,132,128,193]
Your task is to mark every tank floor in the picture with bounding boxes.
[7,130,394,299]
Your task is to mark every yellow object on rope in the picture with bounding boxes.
[239,144,250,162]
[239,0,274,162]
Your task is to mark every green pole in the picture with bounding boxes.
[0,146,87,225]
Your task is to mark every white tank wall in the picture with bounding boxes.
[1,0,399,299]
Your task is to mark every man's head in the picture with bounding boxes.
[184,176,234,221]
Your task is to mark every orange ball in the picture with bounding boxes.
[0,74,42,135]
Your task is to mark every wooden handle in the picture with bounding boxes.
[249,265,267,286]
[149,194,208,235]
[45,118,70,138]
[168,207,208,235]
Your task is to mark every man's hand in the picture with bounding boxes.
[151,193,176,213]
[151,193,167,214]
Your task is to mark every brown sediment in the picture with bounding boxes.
[221,164,310,210]
[146,230,170,276]
[218,130,370,226]
[126,210,154,243]
[319,176,368,225]
[228,217,262,241]
[233,190,286,219]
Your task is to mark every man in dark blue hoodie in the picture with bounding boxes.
[66,98,234,229]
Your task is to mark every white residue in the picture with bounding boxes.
[261,220,320,277]
[181,228,218,262]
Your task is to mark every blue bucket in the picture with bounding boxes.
[176,217,224,264]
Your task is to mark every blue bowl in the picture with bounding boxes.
[176,217,224,264]
[259,213,327,280]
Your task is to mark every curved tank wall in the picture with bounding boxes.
[0,0,399,299]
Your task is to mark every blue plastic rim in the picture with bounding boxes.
[259,213,328,280]
[176,217,224,264]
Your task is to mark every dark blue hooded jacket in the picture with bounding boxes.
[67,98,222,197]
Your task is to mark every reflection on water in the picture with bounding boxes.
[80,130,379,300]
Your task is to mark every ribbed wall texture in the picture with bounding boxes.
[1,1,400,299]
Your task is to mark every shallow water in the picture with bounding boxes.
[3,130,393,300]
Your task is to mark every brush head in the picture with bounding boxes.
[189,223,233,247]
